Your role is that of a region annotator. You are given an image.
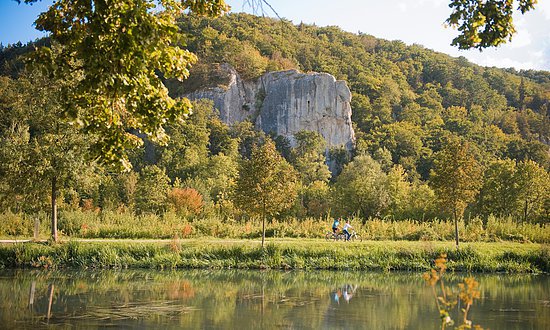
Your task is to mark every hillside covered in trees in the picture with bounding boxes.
[0,13,549,236]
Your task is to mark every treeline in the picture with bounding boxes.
[0,13,549,232]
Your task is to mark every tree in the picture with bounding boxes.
[222,41,269,80]
[135,165,171,214]
[230,121,266,160]
[0,72,94,242]
[333,154,389,218]
[233,139,298,248]
[168,187,203,216]
[289,131,331,217]
[515,160,549,222]
[372,147,394,173]
[479,159,519,218]
[446,0,537,50]
[290,130,331,186]
[98,174,123,211]
[21,0,229,170]
[430,137,482,247]
[300,180,331,217]
[158,100,214,181]
[404,183,437,221]
[385,165,411,219]
[376,122,424,168]
[479,158,550,222]
[185,153,239,208]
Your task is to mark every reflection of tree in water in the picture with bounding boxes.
[0,269,547,329]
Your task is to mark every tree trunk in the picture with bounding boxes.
[51,176,58,242]
[261,213,266,249]
[523,200,529,223]
[47,284,55,320]
[454,209,459,248]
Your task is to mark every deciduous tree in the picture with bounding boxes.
[290,130,331,186]
[333,154,389,218]
[446,0,537,50]
[515,160,549,222]
[21,0,229,170]
[430,137,482,247]
[0,72,94,242]
[135,165,171,214]
[233,139,298,248]
[478,159,519,218]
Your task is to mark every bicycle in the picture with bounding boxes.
[325,230,361,242]
[347,230,362,242]
[325,230,345,241]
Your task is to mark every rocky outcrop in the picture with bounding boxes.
[182,64,355,150]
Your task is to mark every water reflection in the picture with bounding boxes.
[332,284,357,304]
[0,269,548,329]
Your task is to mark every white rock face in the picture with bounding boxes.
[184,64,355,150]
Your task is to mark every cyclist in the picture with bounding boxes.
[342,219,353,241]
[331,217,341,234]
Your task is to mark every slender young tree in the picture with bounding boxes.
[234,139,298,248]
[0,72,94,242]
[430,137,482,247]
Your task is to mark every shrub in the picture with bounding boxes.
[168,187,203,216]
[0,211,31,237]
[58,210,99,236]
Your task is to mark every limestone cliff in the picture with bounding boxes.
[182,64,355,150]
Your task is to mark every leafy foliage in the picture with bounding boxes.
[234,138,298,220]
[333,154,389,218]
[430,137,482,221]
[447,0,537,50]
[168,187,204,215]
[24,0,228,170]
[135,165,171,214]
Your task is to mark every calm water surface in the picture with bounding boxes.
[0,269,548,329]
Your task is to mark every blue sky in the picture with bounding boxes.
[1,0,549,71]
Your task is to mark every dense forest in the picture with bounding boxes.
[0,13,549,237]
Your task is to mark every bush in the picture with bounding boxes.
[58,210,99,236]
[168,187,203,216]
[0,211,32,237]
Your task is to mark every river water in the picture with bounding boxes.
[0,269,548,329]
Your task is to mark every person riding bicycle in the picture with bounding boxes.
[342,220,353,241]
[332,217,341,234]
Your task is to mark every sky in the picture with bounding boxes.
[1,0,549,71]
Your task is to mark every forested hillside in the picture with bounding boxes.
[179,13,549,168]
[0,13,548,238]
[176,13,550,220]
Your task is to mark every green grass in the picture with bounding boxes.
[0,238,548,273]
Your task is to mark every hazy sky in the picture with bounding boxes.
[1,0,549,71]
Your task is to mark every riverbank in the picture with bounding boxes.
[0,239,548,273]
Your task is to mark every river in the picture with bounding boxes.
[0,269,548,329]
